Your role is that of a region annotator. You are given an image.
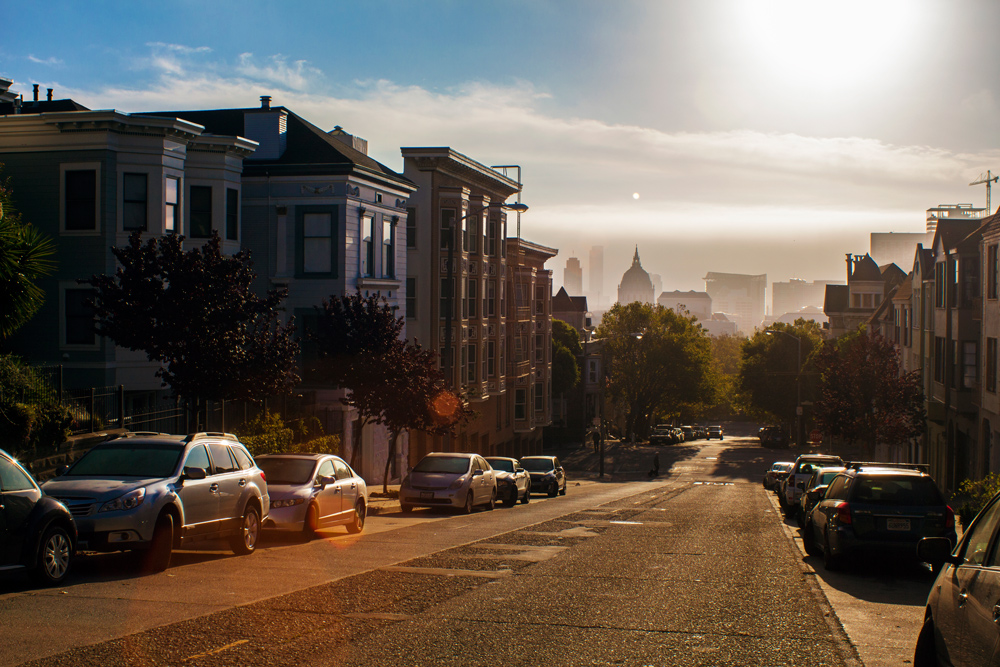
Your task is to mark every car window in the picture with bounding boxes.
[825,476,848,500]
[333,459,353,480]
[0,457,35,492]
[851,477,943,505]
[316,460,335,483]
[184,445,211,475]
[962,496,1000,566]
[231,446,254,470]
[207,443,238,474]
[554,458,561,468]
[487,459,514,473]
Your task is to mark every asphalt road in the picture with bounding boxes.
[0,438,935,666]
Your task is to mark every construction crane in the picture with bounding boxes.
[970,170,999,213]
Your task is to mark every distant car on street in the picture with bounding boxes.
[763,461,794,491]
[707,426,723,440]
[0,448,77,585]
[797,465,846,527]
[258,453,367,536]
[399,453,497,514]
[779,454,843,515]
[759,425,789,448]
[520,456,567,497]
[485,457,531,506]
[649,425,674,446]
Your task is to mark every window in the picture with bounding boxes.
[406,207,416,248]
[64,288,95,346]
[958,494,1000,566]
[487,280,496,317]
[482,343,488,380]
[461,211,469,252]
[164,177,179,233]
[534,381,544,412]
[406,277,416,319]
[468,211,478,253]
[208,443,237,474]
[466,344,477,384]
[988,337,997,393]
[989,244,999,299]
[964,341,978,389]
[535,333,544,362]
[122,173,147,231]
[935,262,946,308]
[500,281,506,314]
[183,445,211,475]
[189,185,212,238]
[934,337,946,383]
[65,169,97,231]
[515,388,527,420]
[374,192,383,204]
[487,217,497,256]
[440,277,454,319]
[948,260,958,307]
[361,216,374,277]
[334,459,353,480]
[440,208,456,250]
[0,458,35,492]
[302,212,333,274]
[226,188,239,240]
[487,340,496,377]
[588,359,599,383]
[382,218,395,278]
[468,279,478,318]
[232,447,253,470]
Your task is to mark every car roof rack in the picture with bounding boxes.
[185,432,239,442]
[845,461,929,473]
[122,431,171,437]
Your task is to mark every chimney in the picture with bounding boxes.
[260,95,271,109]
[845,253,853,280]
[244,97,287,160]
[47,88,53,101]
[32,84,39,102]
[328,125,369,155]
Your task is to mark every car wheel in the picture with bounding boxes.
[32,524,73,585]
[303,503,320,539]
[462,491,474,514]
[520,484,531,504]
[141,513,174,573]
[347,501,366,534]
[230,505,261,556]
[823,529,842,571]
[487,488,496,511]
[913,615,939,667]
[548,481,558,497]
[803,521,820,557]
[503,487,517,507]
[400,502,413,514]
[559,481,567,496]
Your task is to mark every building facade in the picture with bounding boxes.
[563,256,583,295]
[704,272,766,334]
[617,247,654,305]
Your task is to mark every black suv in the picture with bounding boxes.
[0,448,77,585]
[759,426,789,448]
[805,463,955,570]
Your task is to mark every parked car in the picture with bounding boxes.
[0,448,77,585]
[763,461,794,491]
[521,456,567,497]
[779,454,844,516]
[671,427,684,444]
[42,432,269,571]
[680,426,693,441]
[399,453,497,514]
[759,425,789,448]
[707,425,723,440]
[915,489,1000,666]
[797,465,846,527]
[805,463,955,570]
[258,453,367,536]
[649,425,674,446]
[485,457,531,506]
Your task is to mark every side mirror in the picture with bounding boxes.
[917,537,960,567]
[183,467,207,480]
[318,475,336,487]
[56,464,70,476]
[472,469,483,477]
[516,468,525,474]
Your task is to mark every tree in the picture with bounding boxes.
[813,328,924,453]
[0,165,56,340]
[736,320,822,427]
[707,333,745,419]
[81,231,299,422]
[597,302,713,439]
[551,319,581,396]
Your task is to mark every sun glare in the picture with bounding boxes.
[736,0,919,90]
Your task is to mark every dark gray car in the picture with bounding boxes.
[520,456,566,497]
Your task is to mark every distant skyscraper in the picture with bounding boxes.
[564,256,583,295]
[589,246,604,307]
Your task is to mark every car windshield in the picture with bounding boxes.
[772,463,792,471]
[413,456,470,474]
[69,444,183,478]
[258,458,316,485]
[487,459,515,473]
[520,459,554,472]
[852,477,944,506]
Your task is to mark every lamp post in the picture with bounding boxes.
[442,201,529,389]
[766,329,802,447]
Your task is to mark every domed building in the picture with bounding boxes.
[617,247,655,305]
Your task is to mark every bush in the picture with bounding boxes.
[0,355,73,456]
[289,435,340,455]
[956,473,1000,527]
[235,411,338,456]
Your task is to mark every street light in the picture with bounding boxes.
[442,201,529,388]
[766,328,802,447]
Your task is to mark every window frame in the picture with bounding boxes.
[382,217,395,278]
[188,184,213,239]
[122,172,148,232]
[226,187,240,241]
[60,163,100,234]
[61,283,99,350]
[296,205,339,278]
[164,176,180,234]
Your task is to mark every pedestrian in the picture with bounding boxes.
[592,429,600,454]
[649,451,660,477]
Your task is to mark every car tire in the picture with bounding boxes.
[347,501,366,534]
[304,503,320,539]
[503,487,517,507]
[400,502,413,514]
[559,481,567,496]
[913,616,939,667]
[520,484,531,504]
[823,530,842,571]
[230,505,261,556]
[462,491,474,514]
[487,488,496,511]
[803,521,820,557]
[141,513,174,573]
[547,481,558,497]
[32,524,73,585]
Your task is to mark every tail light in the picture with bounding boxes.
[260,471,267,482]
[945,505,954,529]
[835,501,852,525]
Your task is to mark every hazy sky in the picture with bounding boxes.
[3,0,999,302]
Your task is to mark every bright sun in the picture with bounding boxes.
[736,0,919,90]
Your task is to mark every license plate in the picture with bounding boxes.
[420,491,433,500]
[886,518,911,531]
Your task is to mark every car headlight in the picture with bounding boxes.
[271,498,305,508]
[401,476,411,489]
[100,487,146,513]
[449,476,467,490]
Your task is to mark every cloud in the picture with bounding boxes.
[235,53,323,92]
[26,55,63,66]
[145,43,212,55]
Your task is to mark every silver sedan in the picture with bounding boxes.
[258,454,367,536]
[399,453,497,514]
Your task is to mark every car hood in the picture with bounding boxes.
[265,483,312,498]
[42,476,162,501]
[526,470,555,478]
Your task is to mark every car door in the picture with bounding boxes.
[176,445,218,537]
[313,459,339,526]
[206,443,245,535]
[335,459,359,522]
[938,496,1000,666]
[0,457,41,566]
[553,458,565,489]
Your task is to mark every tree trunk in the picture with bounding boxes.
[350,416,368,470]
[383,428,400,495]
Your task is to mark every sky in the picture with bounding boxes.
[2,0,999,308]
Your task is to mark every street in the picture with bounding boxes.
[1,437,935,666]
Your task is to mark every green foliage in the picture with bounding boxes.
[957,473,1000,527]
[0,355,72,455]
[708,333,746,418]
[736,320,823,424]
[552,319,583,357]
[551,319,581,396]
[0,164,56,340]
[235,411,295,456]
